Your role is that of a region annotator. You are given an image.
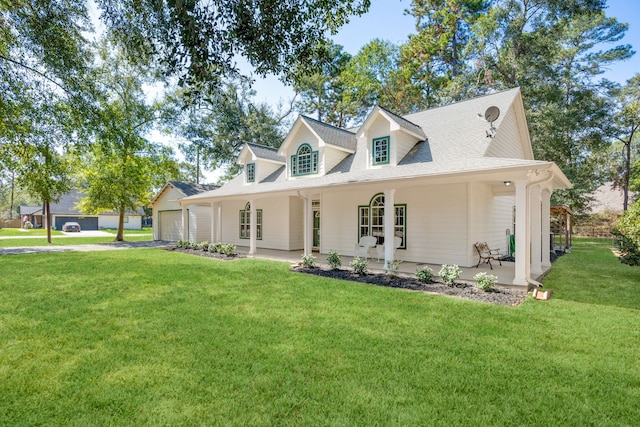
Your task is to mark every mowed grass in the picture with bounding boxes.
[0,228,63,237]
[0,235,152,247]
[102,227,153,235]
[0,242,639,426]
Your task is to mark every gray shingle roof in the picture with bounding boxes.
[181,88,569,202]
[169,181,219,197]
[301,116,357,151]
[247,143,285,163]
[377,106,426,139]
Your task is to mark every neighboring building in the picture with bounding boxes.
[20,190,144,230]
[174,88,571,288]
[149,181,219,241]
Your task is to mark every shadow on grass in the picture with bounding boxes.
[542,238,640,311]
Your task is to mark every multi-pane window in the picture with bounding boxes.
[358,194,406,249]
[239,202,262,240]
[246,163,255,183]
[291,144,318,176]
[372,136,390,165]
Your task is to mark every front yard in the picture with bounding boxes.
[0,239,638,425]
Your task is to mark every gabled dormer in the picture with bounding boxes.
[237,143,285,185]
[355,106,426,168]
[278,116,356,179]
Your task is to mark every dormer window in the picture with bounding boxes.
[372,136,390,165]
[291,144,318,176]
[246,163,255,183]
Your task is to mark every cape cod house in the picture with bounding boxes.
[173,88,571,288]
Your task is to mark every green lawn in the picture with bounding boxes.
[102,227,153,235]
[0,235,152,247]
[0,228,63,237]
[0,239,638,426]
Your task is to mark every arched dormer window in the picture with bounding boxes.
[291,144,318,176]
[357,193,406,249]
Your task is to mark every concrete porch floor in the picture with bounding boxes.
[235,246,535,287]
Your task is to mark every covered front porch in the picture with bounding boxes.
[232,246,548,289]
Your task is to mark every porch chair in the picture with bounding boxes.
[376,236,403,261]
[354,236,377,260]
[474,242,502,270]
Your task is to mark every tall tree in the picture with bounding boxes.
[293,41,352,126]
[95,0,371,97]
[467,1,632,212]
[610,74,640,211]
[77,39,159,241]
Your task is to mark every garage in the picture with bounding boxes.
[158,210,183,241]
[55,216,99,231]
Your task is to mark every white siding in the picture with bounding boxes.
[397,184,469,266]
[255,161,282,182]
[189,205,211,242]
[322,146,350,174]
[321,184,470,265]
[394,131,418,165]
[289,196,304,250]
[468,182,515,262]
[219,197,294,250]
[485,106,526,159]
[98,215,142,230]
[152,186,184,240]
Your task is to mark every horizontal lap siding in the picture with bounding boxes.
[485,107,525,159]
[289,196,304,250]
[398,184,469,266]
[322,190,370,256]
[469,183,513,264]
[220,198,291,250]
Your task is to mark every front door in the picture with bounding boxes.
[312,200,320,251]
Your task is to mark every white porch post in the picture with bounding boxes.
[513,180,529,287]
[384,189,396,270]
[530,185,542,277]
[181,205,188,241]
[210,202,216,243]
[216,203,222,243]
[304,196,313,255]
[541,189,551,269]
[249,199,257,255]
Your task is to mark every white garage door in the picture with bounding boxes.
[158,211,182,241]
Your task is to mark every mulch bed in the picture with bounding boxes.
[167,246,526,306]
[165,246,246,260]
[293,265,527,306]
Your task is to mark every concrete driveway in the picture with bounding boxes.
[0,240,169,255]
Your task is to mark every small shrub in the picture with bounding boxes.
[439,264,461,286]
[415,266,434,283]
[385,259,400,276]
[301,253,317,268]
[326,250,342,269]
[176,240,187,248]
[24,221,33,229]
[350,257,368,275]
[200,241,210,251]
[219,243,236,256]
[473,272,498,292]
[611,201,640,266]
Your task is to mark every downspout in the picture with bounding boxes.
[525,168,554,288]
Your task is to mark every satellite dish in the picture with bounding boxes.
[484,106,500,123]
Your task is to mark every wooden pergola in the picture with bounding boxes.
[550,205,573,253]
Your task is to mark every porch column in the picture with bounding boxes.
[530,185,542,277]
[513,180,529,287]
[181,205,188,242]
[303,196,313,255]
[541,188,551,269]
[249,199,257,254]
[216,203,222,243]
[210,202,216,243]
[384,189,396,270]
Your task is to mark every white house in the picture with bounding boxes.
[175,88,571,288]
[21,190,144,230]
[150,181,219,241]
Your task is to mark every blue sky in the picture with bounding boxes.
[249,0,640,107]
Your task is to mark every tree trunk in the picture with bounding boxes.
[45,199,52,244]
[10,171,15,218]
[623,140,630,211]
[116,206,125,241]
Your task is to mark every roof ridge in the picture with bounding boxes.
[300,115,356,134]
[404,87,520,117]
